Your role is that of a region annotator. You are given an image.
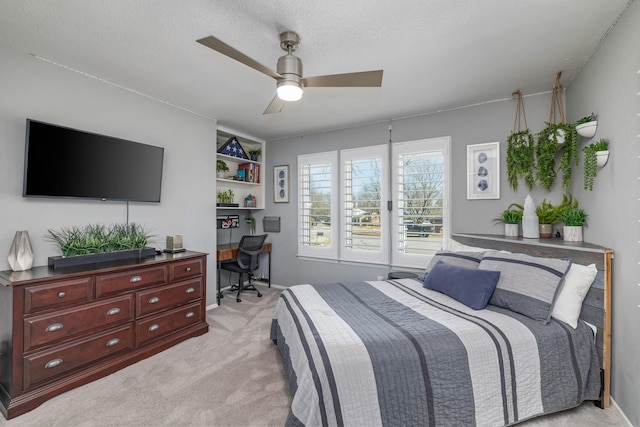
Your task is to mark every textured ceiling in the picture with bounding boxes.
[0,1,632,140]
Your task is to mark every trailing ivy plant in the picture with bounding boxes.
[583,139,609,191]
[558,123,578,190]
[506,130,536,191]
[535,122,577,190]
[535,123,561,190]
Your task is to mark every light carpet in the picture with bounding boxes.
[0,285,628,426]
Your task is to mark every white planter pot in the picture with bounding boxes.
[576,121,598,138]
[504,223,519,237]
[563,226,583,242]
[596,150,609,168]
[550,128,566,145]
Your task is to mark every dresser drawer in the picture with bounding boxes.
[135,302,202,347]
[169,258,203,282]
[23,324,134,390]
[24,295,134,351]
[24,277,93,314]
[136,278,203,317]
[95,265,167,297]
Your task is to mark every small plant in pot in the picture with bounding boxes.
[535,194,577,238]
[216,159,229,178]
[494,203,523,237]
[561,207,588,242]
[576,113,598,138]
[247,148,262,162]
[583,139,609,191]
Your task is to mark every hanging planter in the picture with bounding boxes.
[596,150,610,168]
[536,72,578,190]
[506,90,536,191]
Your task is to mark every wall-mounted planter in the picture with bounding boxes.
[576,121,598,138]
[596,150,610,168]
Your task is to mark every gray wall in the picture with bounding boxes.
[0,46,219,306]
[263,93,566,287]
[565,1,639,424]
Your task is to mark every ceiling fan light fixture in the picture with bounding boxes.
[277,80,303,101]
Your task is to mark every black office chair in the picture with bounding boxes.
[220,234,268,302]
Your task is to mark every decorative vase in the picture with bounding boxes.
[596,150,609,168]
[563,226,583,242]
[8,230,34,271]
[576,121,598,138]
[539,223,553,239]
[504,223,519,237]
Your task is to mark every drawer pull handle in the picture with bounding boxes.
[149,296,160,304]
[130,275,142,283]
[107,307,121,316]
[106,338,120,347]
[46,323,63,332]
[185,287,195,294]
[148,324,160,332]
[186,267,192,272]
[185,312,195,318]
[57,291,66,298]
[45,359,63,369]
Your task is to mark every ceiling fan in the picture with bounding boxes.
[196,31,383,114]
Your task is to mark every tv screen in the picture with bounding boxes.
[23,119,164,202]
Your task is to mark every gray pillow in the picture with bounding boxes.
[426,250,485,272]
[479,250,571,324]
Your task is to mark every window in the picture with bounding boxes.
[341,145,389,264]
[298,151,338,259]
[392,137,450,268]
[297,137,450,268]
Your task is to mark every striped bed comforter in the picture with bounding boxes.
[270,278,601,427]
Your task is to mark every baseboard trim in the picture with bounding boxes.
[610,397,633,427]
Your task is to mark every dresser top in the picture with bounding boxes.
[0,250,207,287]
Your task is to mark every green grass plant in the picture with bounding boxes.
[47,223,153,257]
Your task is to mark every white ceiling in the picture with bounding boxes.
[0,1,632,141]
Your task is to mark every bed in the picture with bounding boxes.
[270,234,613,427]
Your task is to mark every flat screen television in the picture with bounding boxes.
[23,119,164,202]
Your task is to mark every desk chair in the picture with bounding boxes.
[220,234,268,302]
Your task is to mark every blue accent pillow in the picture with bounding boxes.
[423,261,500,310]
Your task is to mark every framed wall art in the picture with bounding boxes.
[467,142,500,200]
[274,165,289,203]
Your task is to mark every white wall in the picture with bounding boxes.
[566,1,640,424]
[0,46,219,305]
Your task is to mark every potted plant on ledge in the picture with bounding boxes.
[561,207,588,242]
[216,159,229,178]
[494,203,523,237]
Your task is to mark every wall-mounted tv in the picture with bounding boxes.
[23,119,164,202]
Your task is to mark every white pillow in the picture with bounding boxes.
[447,239,488,252]
[551,263,598,328]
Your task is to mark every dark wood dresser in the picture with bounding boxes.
[0,251,209,419]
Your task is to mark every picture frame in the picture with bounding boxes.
[274,165,289,203]
[467,142,500,200]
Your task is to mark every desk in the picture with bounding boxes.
[216,242,272,304]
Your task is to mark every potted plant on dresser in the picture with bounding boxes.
[494,203,523,237]
[561,207,588,242]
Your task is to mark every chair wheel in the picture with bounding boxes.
[257,292,262,297]
[236,298,241,302]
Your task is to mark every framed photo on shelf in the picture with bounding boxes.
[274,165,289,203]
[467,142,500,200]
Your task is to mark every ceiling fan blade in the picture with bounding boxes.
[197,35,282,80]
[263,96,287,115]
[302,70,383,87]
